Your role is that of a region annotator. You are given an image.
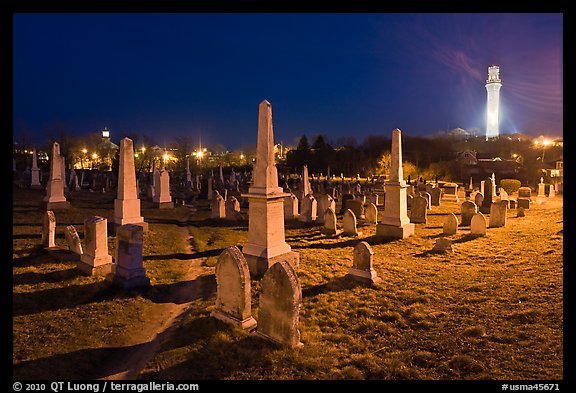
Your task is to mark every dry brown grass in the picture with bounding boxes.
[13,186,563,380]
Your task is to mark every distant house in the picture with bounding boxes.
[456,151,520,183]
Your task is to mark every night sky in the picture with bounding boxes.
[13,13,563,150]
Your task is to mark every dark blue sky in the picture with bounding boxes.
[13,13,563,149]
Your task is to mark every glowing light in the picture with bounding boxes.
[240,154,244,159]
[512,153,518,158]
[134,153,139,158]
[82,148,87,154]
[141,147,146,153]
[92,153,98,159]
[197,151,204,158]
[102,130,110,138]
[542,139,551,147]
[163,153,169,161]
[203,148,207,152]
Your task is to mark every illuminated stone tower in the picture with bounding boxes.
[485,65,502,140]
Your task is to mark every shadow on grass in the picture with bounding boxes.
[13,267,83,286]
[187,218,248,229]
[13,344,147,380]
[13,273,217,317]
[144,248,225,261]
[292,234,396,250]
[12,233,42,240]
[302,275,366,298]
[452,234,482,244]
[140,316,277,380]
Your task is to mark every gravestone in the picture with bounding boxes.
[340,194,355,214]
[517,198,530,209]
[489,200,508,228]
[43,142,70,209]
[343,209,360,236]
[284,192,299,220]
[256,260,303,348]
[299,193,317,223]
[241,101,299,277]
[41,210,56,248]
[211,191,226,219]
[347,241,381,284]
[430,187,441,206]
[442,182,459,202]
[364,203,378,224]
[374,130,414,239]
[479,178,493,214]
[410,195,428,224]
[30,147,42,189]
[470,212,487,236]
[225,196,242,220]
[152,167,173,208]
[443,213,459,235]
[509,199,517,209]
[457,187,466,200]
[112,224,150,289]
[460,201,478,226]
[64,225,83,255]
[538,178,546,198]
[517,207,526,217]
[346,199,365,219]
[78,216,113,275]
[406,194,413,209]
[474,192,484,208]
[432,238,453,253]
[321,207,341,236]
[518,186,531,200]
[369,193,380,206]
[421,191,432,211]
[300,165,312,202]
[114,138,148,231]
[548,185,555,198]
[315,194,335,225]
[211,246,257,331]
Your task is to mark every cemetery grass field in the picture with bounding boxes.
[13,186,563,380]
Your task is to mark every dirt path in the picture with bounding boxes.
[100,210,212,380]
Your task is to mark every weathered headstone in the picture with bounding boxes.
[211,191,226,219]
[211,246,257,331]
[430,187,441,206]
[460,201,478,226]
[517,198,530,209]
[112,224,150,288]
[432,238,453,253]
[369,193,380,206]
[78,216,113,275]
[241,101,299,277]
[376,129,414,239]
[284,192,299,220]
[470,212,487,236]
[30,147,42,189]
[410,195,428,224]
[346,199,365,219]
[518,186,531,200]
[152,167,173,208]
[64,225,83,255]
[256,260,303,348]
[347,241,381,284]
[225,196,242,220]
[473,192,484,208]
[442,182,459,202]
[421,191,432,211]
[298,193,318,223]
[443,213,459,235]
[114,138,148,231]
[517,207,526,217]
[43,142,70,209]
[321,207,341,235]
[343,209,360,236]
[538,177,546,198]
[315,194,335,225]
[489,200,508,228]
[41,210,56,248]
[479,178,493,214]
[300,165,312,202]
[364,203,378,224]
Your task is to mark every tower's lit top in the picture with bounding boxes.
[486,65,501,84]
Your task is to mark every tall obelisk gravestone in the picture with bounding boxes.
[42,142,70,209]
[114,137,148,232]
[242,100,299,277]
[376,128,414,239]
[30,147,42,189]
